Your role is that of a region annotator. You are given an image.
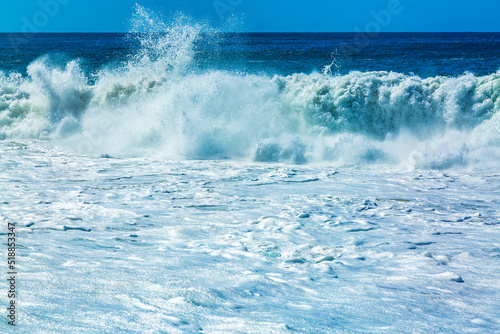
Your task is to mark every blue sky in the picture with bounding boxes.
[0,0,499,33]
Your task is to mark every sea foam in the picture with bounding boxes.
[1,6,499,169]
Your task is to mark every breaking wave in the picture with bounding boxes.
[1,5,499,169]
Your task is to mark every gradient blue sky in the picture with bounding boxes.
[0,0,499,33]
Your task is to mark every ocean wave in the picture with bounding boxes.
[0,6,499,168]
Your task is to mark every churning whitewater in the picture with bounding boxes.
[1,5,500,334]
[1,8,499,168]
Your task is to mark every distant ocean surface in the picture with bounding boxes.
[2,32,500,77]
[1,10,500,333]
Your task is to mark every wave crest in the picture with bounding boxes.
[1,6,499,169]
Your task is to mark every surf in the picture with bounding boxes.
[0,5,499,169]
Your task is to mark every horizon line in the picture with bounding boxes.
[2,31,500,34]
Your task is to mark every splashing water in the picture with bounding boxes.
[0,5,499,169]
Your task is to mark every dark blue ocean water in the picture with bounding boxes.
[1,33,500,77]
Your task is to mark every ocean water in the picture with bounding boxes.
[1,7,499,334]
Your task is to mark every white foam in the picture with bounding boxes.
[1,7,499,169]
